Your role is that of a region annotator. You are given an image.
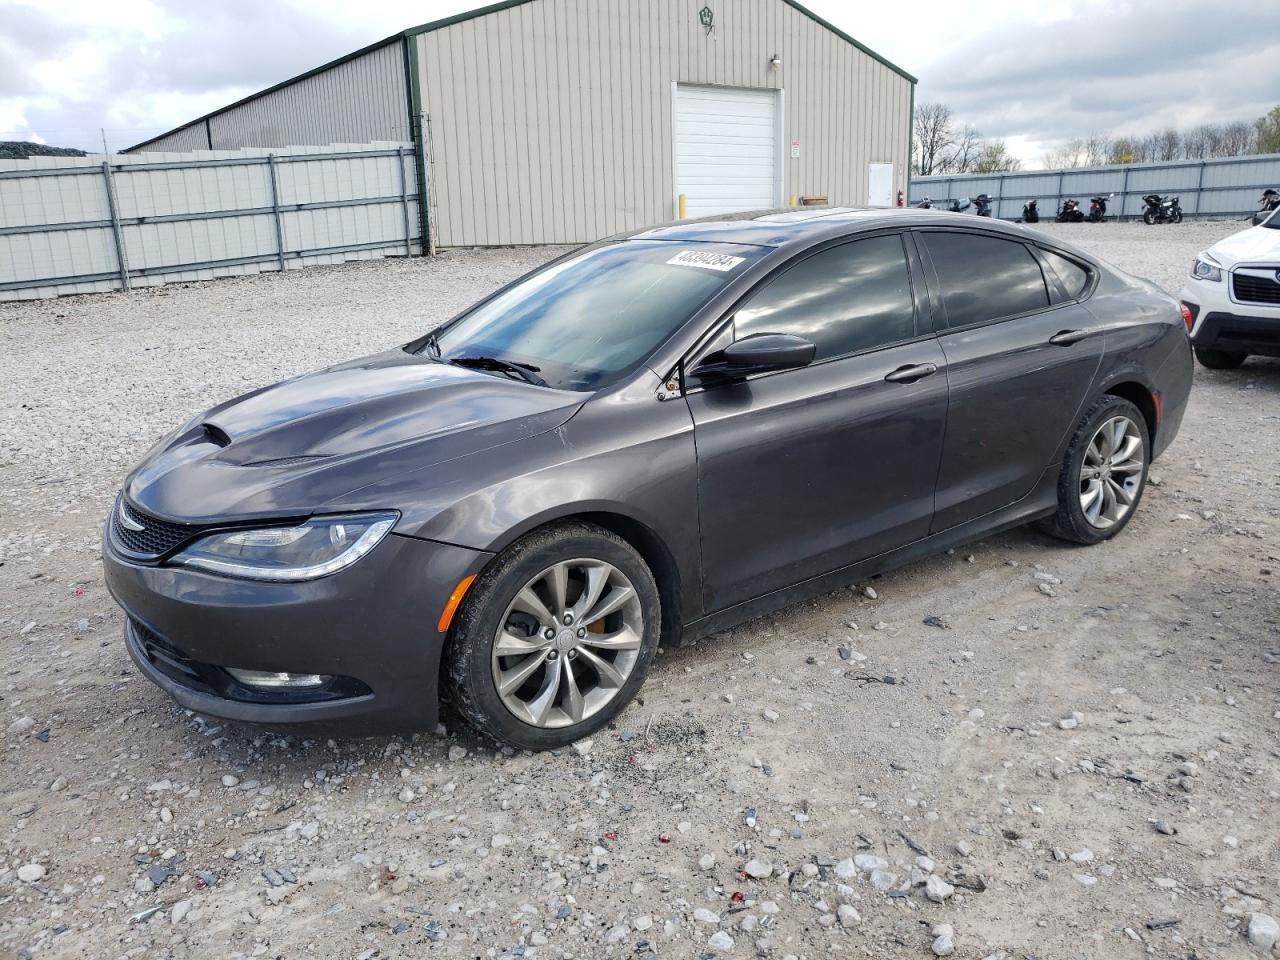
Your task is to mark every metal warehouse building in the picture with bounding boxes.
[129,0,915,249]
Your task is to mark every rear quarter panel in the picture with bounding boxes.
[1084,271,1192,460]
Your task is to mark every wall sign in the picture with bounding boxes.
[790,139,800,159]
[699,6,714,33]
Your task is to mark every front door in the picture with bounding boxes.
[916,230,1105,531]
[686,233,948,614]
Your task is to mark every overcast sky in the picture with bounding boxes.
[1,0,1275,167]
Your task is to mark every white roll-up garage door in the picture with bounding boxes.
[674,84,780,218]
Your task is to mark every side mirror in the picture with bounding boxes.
[693,333,816,382]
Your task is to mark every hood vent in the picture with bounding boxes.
[203,423,232,447]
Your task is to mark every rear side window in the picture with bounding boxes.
[734,234,916,360]
[922,232,1049,328]
[1041,249,1091,300]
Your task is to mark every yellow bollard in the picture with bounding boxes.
[678,194,687,219]
[788,195,797,207]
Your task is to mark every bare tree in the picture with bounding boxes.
[1153,128,1181,161]
[1203,125,1227,158]
[1084,132,1112,166]
[1221,120,1257,157]
[913,102,954,176]
[1042,138,1085,170]
[946,124,983,174]
[1182,125,1210,159]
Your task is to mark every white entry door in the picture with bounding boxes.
[868,162,894,207]
[674,84,780,218]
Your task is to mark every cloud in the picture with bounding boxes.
[0,0,390,148]
[912,0,1280,163]
[0,0,1275,166]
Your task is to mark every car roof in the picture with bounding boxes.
[627,206,1077,254]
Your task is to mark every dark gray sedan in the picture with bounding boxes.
[103,208,1193,749]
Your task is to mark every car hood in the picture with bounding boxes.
[124,349,584,525]
[1206,224,1280,267]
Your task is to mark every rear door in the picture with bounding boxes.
[917,230,1105,532]
[686,232,948,613]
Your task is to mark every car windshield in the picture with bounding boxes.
[1264,206,1280,229]
[425,240,763,391]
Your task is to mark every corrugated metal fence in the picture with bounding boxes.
[0,142,420,301]
[910,153,1280,222]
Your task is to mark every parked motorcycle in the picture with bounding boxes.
[1141,194,1183,225]
[1251,189,1279,225]
[1022,200,1040,223]
[974,194,996,217]
[915,196,971,213]
[1086,193,1115,223]
[1056,199,1084,223]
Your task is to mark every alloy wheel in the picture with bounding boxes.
[491,559,644,728]
[1079,415,1144,529]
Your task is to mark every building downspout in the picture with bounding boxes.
[906,81,915,204]
[402,33,433,255]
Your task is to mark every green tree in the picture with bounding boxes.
[1257,106,1280,155]
[973,140,1022,173]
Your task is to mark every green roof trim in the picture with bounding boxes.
[777,0,916,83]
[400,0,916,82]
[127,0,914,153]
[124,33,404,151]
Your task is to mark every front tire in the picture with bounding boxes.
[1039,395,1149,545]
[1195,347,1247,370]
[1143,209,1156,225]
[445,522,660,750]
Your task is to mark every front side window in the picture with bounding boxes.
[733,234,916,360]
[922,232,1049,328]
[428,240,765,391]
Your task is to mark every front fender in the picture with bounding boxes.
[355,381,704,624]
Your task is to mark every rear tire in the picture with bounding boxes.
[1038,395,1149,545]
[1143,209,1156,225]
[1194,347,1247,370]
[445,521,660,750]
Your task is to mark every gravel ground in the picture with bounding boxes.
[2,220,1278,960]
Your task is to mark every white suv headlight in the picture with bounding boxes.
[1191,254,1222,282]
[174,512,397,581]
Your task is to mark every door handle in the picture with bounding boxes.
[884,362,938,383]
[1048,329,1091,346]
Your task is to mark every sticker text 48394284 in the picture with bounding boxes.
[666,250,745,272]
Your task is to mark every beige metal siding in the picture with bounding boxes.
[140,122,209,153]
[134,43,409,153]
[416,0,911,246]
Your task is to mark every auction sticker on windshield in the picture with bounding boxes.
[666,250,745,272]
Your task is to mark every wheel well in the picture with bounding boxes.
[1105,382,1157,443]
[571,512,683,649]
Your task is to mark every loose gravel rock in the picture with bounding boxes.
[2,223,1278,959]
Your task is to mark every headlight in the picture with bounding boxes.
[174,512,397,581]
[1191,255,1222,282]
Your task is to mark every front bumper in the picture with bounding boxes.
[1189,310,1280,358]
[1181,279,1280,357]
[104,531,491,734]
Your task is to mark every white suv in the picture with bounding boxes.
[1180,208,1280,369]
